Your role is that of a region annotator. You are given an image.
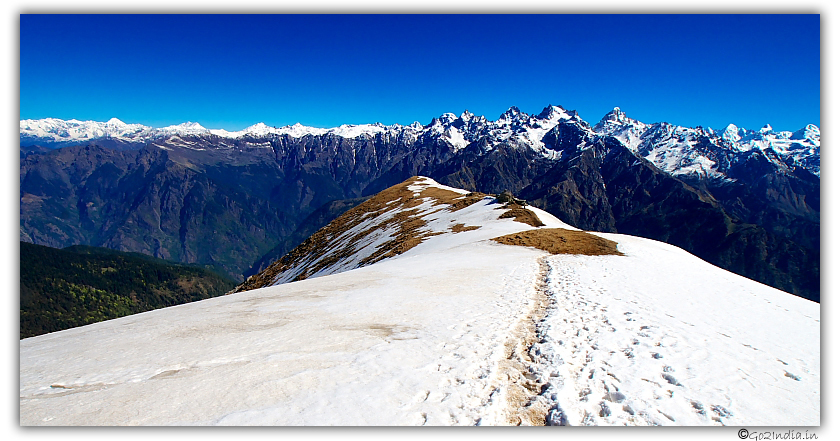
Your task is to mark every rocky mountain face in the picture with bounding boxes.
[20,106,819,300]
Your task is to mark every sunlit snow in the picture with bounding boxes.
[19,177,819,426]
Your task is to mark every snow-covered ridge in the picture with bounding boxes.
[235,176,571,291]
[20,176,819,426]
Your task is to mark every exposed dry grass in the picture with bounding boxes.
[498,204,546,228]
[491,228,624,256]
[450,223,481,233]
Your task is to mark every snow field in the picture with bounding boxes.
[19,177,819,426]
[527,234,819,426]
[20,238,550,425]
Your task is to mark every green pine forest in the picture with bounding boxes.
[20,242,237,338]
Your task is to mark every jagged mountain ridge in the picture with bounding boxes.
[21,106,820,177]
[594,107,820,178]
[20,105,820,300]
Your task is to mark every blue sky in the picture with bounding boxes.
[20,14,820,131]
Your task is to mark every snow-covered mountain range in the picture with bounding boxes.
[19,177,820,426]
[593,107,820,178]
[20,106,821,178]
[20,104,821,301]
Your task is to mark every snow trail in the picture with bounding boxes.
[524,237,819,426]
[491,256,552,425]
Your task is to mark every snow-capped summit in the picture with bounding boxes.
[717,123,745,144]
[160,121,209,136]
[496,106,527,124]
[593,107,650,151]
[20,176,819,426]
[792,124,820,144]
[536,104,565,120]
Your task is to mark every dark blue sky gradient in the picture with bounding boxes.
[20,14,820,131]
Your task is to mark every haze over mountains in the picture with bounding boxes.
[19,105,820,301]
[19,177,820,426]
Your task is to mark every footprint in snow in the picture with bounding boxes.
[606,390,626,403]
[662,373,682,386]
[784,371,801,381]
[690,400,705,415]
[711,405,732,418]
[599,401,611,417]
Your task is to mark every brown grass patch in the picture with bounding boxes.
[234,177,488,293]
[448,192,489,211]
[492,228,623,256]
[450,223,481,233]
[498,204,546,228]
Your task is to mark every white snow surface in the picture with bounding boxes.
[19,178,819,426]
[535,234,819,426]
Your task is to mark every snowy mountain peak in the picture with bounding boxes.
[247,122,270,130]
[718,123,744,143]
[498,106,525,122]
[793,124,820,143]
[760,124,774,133]
[593,107,650,151]
[431,113,459,126]
[595,106,634,126]
[536,105,567,120]
[605,106,624,119]
[162,121,208,133]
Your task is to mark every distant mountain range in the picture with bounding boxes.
[19,105,820,300]
[20,109,821,177]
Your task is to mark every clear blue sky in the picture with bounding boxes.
[19,14,820,131]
